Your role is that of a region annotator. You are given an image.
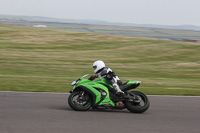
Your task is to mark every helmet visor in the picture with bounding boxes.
[93,65,97,70]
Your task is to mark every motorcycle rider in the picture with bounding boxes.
[88,60,124,95]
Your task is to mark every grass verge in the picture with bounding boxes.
[0,24,200,95]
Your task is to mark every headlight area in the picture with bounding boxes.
[71,81,77,86]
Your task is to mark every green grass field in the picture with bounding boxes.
[0,24,200,95]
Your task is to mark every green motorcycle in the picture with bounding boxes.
[68,74,150,113]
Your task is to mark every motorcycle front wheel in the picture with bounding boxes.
[68,91,92,111]
[124,91,150,113]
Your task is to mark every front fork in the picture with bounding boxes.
[78,90,86,101]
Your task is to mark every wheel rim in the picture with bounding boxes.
[71,92,91,109]
[128,93,147,108]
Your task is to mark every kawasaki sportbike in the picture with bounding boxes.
[68,74,150,113]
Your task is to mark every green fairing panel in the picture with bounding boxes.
[126,80,141,85]
[73,78,115,107]
[94,78,113,88]
[94,78,115,106]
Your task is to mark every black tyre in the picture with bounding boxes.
[124,91,150,113]
[68,91,92,111]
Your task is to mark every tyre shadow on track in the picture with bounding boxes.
[53,105,131,113]
[46,103,137,114]
[88,109,130,113]
[48,105,149,115]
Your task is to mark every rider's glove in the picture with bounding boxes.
[88,75,96,81]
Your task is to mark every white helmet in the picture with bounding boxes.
[93,60,105,74]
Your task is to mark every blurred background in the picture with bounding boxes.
[0,0,200,95]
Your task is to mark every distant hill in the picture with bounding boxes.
[1,14,200,31]
[0,14,200,40]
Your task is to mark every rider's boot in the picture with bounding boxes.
[113,84,133,99]
[113,84,124,95]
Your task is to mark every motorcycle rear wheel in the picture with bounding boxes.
[68,91,92,111]
[124,91,150,113]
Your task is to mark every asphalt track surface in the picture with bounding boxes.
[0,92,200,133]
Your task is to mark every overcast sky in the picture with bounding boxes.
[0,0,200,26]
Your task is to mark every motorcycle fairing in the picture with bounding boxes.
[72,79,115,107]
[120,80,141,91]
